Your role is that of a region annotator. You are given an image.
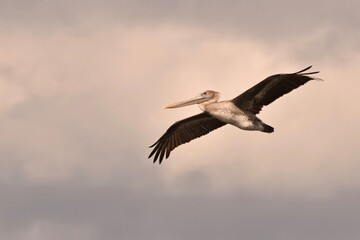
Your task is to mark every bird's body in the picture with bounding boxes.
[202,101,269,132]
[149,66,321,163]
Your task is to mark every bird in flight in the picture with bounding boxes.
[149,66,321,163]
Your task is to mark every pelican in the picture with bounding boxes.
[149,66,321,163]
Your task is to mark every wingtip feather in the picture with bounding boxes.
[294,66,320,76]
[294,66,312,74]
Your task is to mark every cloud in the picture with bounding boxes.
[0,2,360,239]
[2,0,360,41]
[1,183,360,240]
[1,20,360,192]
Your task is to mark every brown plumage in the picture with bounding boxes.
[148,112,226,163]
[232,66,320,114]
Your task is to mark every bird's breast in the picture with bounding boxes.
[204,102,255,130]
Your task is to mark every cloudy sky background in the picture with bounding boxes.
[1,0,360,239]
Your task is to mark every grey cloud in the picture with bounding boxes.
[1,182,360,240]
[2,0,360,38]
[2,0,359,69]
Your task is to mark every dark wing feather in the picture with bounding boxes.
[232,66,321,115]
[149,112,226,164]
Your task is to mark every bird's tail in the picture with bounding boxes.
[261,123,274,133]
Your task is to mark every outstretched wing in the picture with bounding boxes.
[149,112,226,164]
[232,66,321,115]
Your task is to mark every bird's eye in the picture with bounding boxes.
[203,92,207,95]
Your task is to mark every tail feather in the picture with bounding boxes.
[262,123,274,133]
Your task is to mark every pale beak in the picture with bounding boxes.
[165,94,209,109]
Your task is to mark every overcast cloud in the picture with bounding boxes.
[0,0,360,239]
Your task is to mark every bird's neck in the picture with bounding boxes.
[198,101,217,112]
[198,103,207,111]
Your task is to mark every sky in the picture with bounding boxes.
[1,0,360,239]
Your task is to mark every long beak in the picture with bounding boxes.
[165,94,209,109]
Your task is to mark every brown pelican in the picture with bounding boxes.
[149,66,321,163]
